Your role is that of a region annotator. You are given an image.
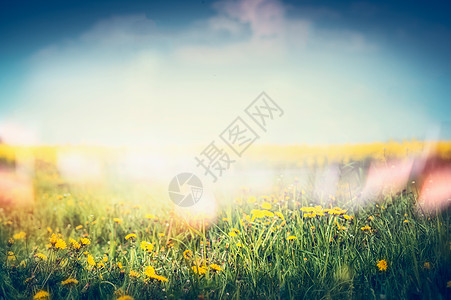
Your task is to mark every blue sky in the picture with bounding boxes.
[0,0,450,145]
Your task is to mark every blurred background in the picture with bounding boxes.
[0,0,450,213]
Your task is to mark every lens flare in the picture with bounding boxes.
[417,159,451,213]
[362,159,414,199]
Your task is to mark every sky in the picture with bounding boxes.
[0,0,450,146]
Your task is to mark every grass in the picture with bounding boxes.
[0,153,450,300]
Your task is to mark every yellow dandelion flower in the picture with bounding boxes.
[210,264,222,272]
[140,241,154,251]
[192,266,208,275]
[247,196,257,203]
[305,213,316,218]
[129,270,140,278]
[7,251,15,261]
[263,210,274,217]
[117,262,123,269]
[404,220,409,223]
[331,209,346,215]
[125,233,137,240]
[73,241,81,250]
[97,262,104,268]
[103,256,108,262]
[33,290,49,300]
[69,238,81,250]
[117,296,134,300]
[75,225,83,230]
[287,235,297,240]
[377,259,388,272]
[35,253,48,261]
[236,242,242,247]
[231,228,240,234]
[158,233,165,237]
[145,266,169,282]
[80,238,91,245]
[47,227,53,233]
[361,225,372,231]
[61,278,78,286]
[87,255,96,266]
[145,266,156,277]
[228,232,236,237]
[423,262,430,270]
[8,238,14,246]
[49,233,58,245]
[151,274,168,282]
[113,218,122,224]
[262,202,272,210]
[13,231,26,240]
[55,239,67,250]
[183,250,193,259]
[300,207,315,212]
[250,209,274,221]
[343,215,353,220]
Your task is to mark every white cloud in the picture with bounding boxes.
[3,0,431,146]
[213,0,285,39]
[80,14,156,45]
[207,16,247,36]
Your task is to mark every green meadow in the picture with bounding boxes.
[0,144,450,300]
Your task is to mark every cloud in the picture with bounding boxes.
[213,0,285,39]
[80,14,157,46]
[207,16,247,36]
[174,0,309,65]
[4,0,430,146]
[310,28,378,52]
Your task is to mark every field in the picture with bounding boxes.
[0,141,450,299]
